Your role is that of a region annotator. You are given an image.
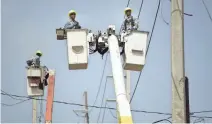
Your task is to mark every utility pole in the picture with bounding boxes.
[45,70,56,124]
[84,91,89,124]
[73,91,89,123]
[171,0,188,123]
[32,97,37,124]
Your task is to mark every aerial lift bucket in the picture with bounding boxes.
[26,67,44,96]
[123,30,149,71]
[66,29,89,70]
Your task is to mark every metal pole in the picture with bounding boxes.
[84,91,89,124]
[32,98,37,124]
[171,0,188,123]
[108,35,133,123]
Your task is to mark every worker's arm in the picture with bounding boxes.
[64,22,75,29]
[133,18,139,30]
[75,21,81,29]
[120,20,126,33]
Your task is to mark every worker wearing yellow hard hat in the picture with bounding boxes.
[68,10,76,16]
[121,7,138,33]
[36,50,42,57]
[124,7,132,16]
[64,9,81,29]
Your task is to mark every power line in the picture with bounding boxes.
[101,102,107,123]
[126,0,131,7]
[161,0,193,25]
[152,114,212,123]
[191,110,212,114]
[106,103,117,119]
[152,116,172,123]
[137,0,144,19]
[1,89,25,101]
[191,115,212,119]
[97,78,108,123]
[1,98,31,106]
[1,92,171,115]
[160,0,169,25]
[130,0,161,104]
[202,0,212,23]
[2,92,212,118]
[88,53,108,114]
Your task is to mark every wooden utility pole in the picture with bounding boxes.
[84,91,89,124]
[32,97,37,124]
[171,0,188,123]
[45,70,56,124]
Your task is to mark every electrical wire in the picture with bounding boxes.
[191,110,212,114]
[152,114,212,123]
[2,92,212,119]
[130,0,161,104]
[194,117,205,123]
[137,0,144,19]
[88,53,108,114]
[97,78,108,123]
[126,0,131,7]
[1,92,171,115]
[1,98,31,106]
[161,0,193,25]
[1,90,25,101]
[160,0,169,25]
[106,103,117,119]
[152,116,172,123]
[202,0,212,23]
[101,102,107,123]
[191,115,212,119]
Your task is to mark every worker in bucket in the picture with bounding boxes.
[26,50,42,68]
[120,7,138,33]
[64,10,81,29]
[26,50,49,90]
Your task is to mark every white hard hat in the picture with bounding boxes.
[68,10,76,16]
[124,7,132,14]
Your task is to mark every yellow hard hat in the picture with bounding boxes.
[68,10,76,16]
[124,7,132,14]
[36,50,42,57]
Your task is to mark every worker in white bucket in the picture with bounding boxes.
[26,50,49,89]
[120,7,139,42]
[64,10,81,29]
[26,50,42,68]
[121,7,139,33]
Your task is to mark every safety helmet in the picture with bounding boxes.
[124,7,132,14]
[68,10,76,16]
[36,50,42,57]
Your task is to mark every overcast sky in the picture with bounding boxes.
[1,0,212,123]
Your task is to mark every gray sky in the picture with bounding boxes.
[1,0,212,123]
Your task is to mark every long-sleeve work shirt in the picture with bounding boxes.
[121,16,138,33]
[64,19,81,29]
